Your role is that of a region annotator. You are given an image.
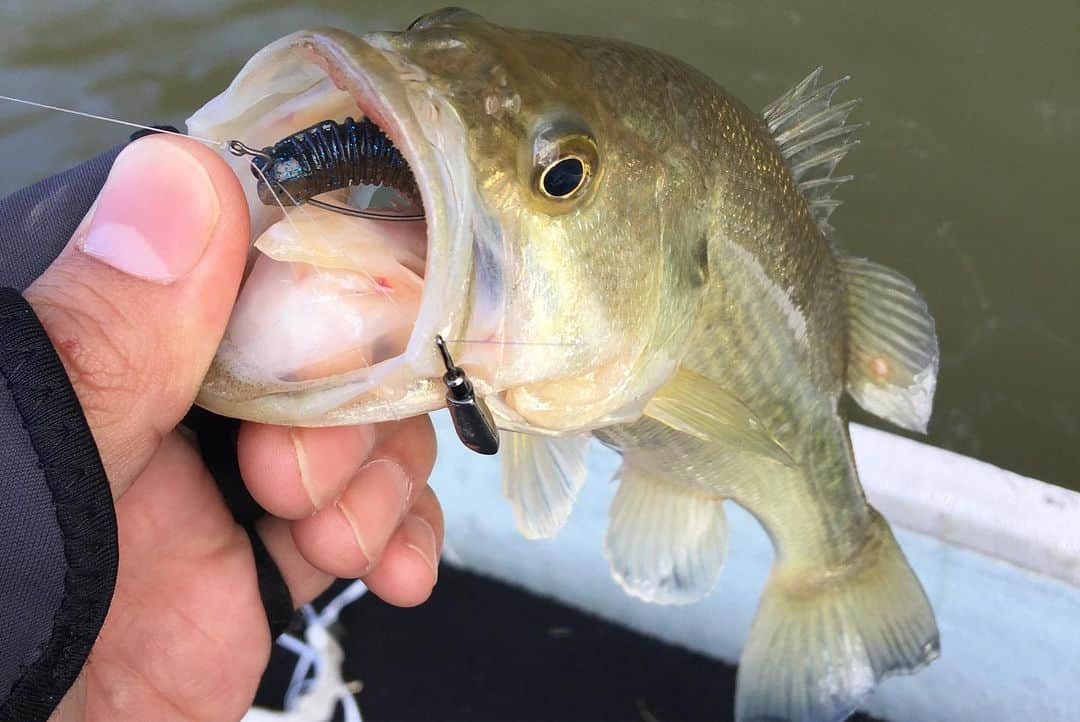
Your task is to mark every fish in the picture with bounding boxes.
[188,9,941,721]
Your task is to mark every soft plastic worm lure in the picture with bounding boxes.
[228,116,424,221]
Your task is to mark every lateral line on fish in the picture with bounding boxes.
[0,94,228,150]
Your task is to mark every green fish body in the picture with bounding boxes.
[191,10,941,721]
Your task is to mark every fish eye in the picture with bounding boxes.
[540,156,588,198]
[529,127,599,207]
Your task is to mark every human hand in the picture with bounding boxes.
[24,135,442,721]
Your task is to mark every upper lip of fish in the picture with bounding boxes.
[294,31,473,389]
[188,27,489,425]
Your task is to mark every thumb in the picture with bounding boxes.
[24,134,250,499]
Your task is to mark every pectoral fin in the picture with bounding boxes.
[501,431,590,539]
[644,368,795,467]
[605,459,727,604]
[839,255,939,433]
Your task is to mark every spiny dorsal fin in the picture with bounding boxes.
[763,68,864,233]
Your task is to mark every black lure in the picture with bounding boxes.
[231,117,422,220]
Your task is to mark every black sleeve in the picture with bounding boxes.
[0,148,122,722]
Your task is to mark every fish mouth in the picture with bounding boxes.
[189,28,484,425]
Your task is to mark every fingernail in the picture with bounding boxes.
[400,514,439,579]
[79,137,220,283]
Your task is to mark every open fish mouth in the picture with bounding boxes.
[188,28,488,426]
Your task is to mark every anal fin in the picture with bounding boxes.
[501,431,590,539]
[605,459,727,605]
[840,255,939,433]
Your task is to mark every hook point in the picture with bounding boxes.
[435,335,455,372]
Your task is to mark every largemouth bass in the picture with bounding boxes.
[189,9,941,721]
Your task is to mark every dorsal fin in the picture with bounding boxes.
[763,68,864,233]
[838,255,939,432]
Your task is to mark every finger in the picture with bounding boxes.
[255,515,334,608]
[253,485,442,608]
[238,422,377,519]
[24,135,249,499]
[363,487,444,607]
[289,415,436,578]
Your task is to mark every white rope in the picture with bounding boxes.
[242,581,368,722]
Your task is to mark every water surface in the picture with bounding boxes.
[1,0,1077,487]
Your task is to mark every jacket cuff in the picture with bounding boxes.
[0,288,118,722]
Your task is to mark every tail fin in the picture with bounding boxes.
[735,510,938,722]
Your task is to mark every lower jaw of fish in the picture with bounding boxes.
[194,30,500,427]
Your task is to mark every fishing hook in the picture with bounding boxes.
[436,335,500,455]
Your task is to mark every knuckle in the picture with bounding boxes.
[27,269,153,425]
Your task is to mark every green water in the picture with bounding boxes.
[1,1,1077,488]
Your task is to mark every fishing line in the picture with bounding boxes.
[0,94,418,222]
[0,92,395,309]
[0,94,228,150]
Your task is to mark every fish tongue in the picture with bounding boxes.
[255,204,427,277]
[222,205,427,382]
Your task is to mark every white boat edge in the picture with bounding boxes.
[430,414,1080,722]
[849,422,1080,587]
